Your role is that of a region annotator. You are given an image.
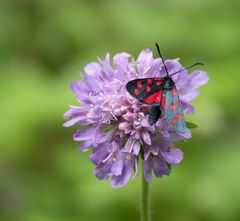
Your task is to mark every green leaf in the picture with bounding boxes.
[167,163,172,170]
[186,121,198,129]
[102,124,114,132]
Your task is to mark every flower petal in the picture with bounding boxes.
[122,137,134,153]
[73,126,97,142]
[111,152,124,176]
[168,128,191,142]
[73,125,108,148]
[160,59,184,78]
[70,81,90,103]
[111,154,135,188]
[84,62,101,76]
[181,100,195,114]
[84,75,100,91]
[188,70,209,89]
[179,70,209,95]
[180,89,200,102]
[79,140,93,152]
[160,146,183,166]
[133,140,141,155]
[122,112,136,121]
[101,53,115,80]
[118,122,132,134]
[64,106,86,119]
[94,161,112,180]
[63,115,87,127]
[89,145,110,164]
[137,49,153,74]
[152,156,171,177]
[142,130,151,145]
[144,158,152,183]
[113,52,131,73]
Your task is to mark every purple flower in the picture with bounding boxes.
[64,49,209,188]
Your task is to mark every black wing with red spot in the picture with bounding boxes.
[126,77,163,105]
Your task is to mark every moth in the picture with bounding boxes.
[126,43,204,134]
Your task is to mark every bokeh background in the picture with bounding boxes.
[1,0,240,221]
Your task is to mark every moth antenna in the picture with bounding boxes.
[170,62,205,77]
[155,43,169,76]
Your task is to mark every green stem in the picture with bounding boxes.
[141,160,151,221]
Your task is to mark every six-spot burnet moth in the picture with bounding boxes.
[126,43,204,134]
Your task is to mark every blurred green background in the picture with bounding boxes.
[0,0,240,221]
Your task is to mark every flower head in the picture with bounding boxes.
[64,48,208,188]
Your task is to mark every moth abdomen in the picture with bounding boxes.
[148,106,161,125]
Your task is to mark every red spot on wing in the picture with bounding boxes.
[171,119,177,125]
[156,80,162,86]
[176,101,181,107]
[137,80,143,88]
[155,93,162,103]
[144,91,162,104]
[147,79,152,85]
[161,98,166,110]
[134,89,140,95]
[170,103,176,111]
[146,85,151,92]
[172,88,177,96]
[177,113,183,120]
[154,77,161,81]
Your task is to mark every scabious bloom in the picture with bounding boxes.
[64,49,208,188]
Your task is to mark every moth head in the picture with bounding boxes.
[163,77,174,89]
